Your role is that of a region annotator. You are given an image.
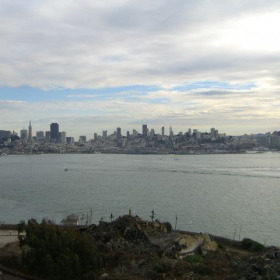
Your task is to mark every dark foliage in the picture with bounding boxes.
[19,219,101,280]
[241,238,265,252]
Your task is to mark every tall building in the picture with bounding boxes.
[36,131,44,140]
[0,130,11,139]
[60,132,66,145]
[102,130,107,140]
[211,128,216,139]
[150,129,155,137]
[50,123,59,143]
[28,121,33,142]
[45,131,50,142]
[79,136,86,143]
[66,137,74,145]
[161,126,165,136]
[169,126,173,136]
[94,133,98,140]
[20,128,28,141]
[142,124,147,137]
[127,131,130,138]
[116,127,121,140]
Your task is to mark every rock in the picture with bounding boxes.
[175,233,218,256]
[138,259,147,266]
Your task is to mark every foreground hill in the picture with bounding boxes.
[0,215,280,280]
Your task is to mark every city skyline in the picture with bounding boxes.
[1,1,280,137]
[5,120,278,142]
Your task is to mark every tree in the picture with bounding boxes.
[18,219,101,280]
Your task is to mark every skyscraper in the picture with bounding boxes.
[116,127,121,140]
[211,128,216,139]
[28,121,33,142]
[79,136,86,143]
[36,131,44,140]
[45,131,50,142]
[142,124,147,137]
[161,126,165,136]
[50,123,59,143]
[60,132,66,144]
[20,129,28,140]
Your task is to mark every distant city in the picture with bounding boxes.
[0,121,280,155]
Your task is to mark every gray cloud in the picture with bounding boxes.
[1,0,280,136]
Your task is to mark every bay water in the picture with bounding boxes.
[1,153,279,246]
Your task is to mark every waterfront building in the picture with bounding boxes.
[28,121,33,142]
[50,123,59,143]
[142,124,147,137]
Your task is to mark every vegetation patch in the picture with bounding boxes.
[241,238,265,252]
[18,219,102,280]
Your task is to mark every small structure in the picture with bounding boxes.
[61,213,79,226]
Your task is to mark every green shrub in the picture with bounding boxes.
[19,219,101,280]
[193,265,214,276]
[185,254,203,263]
[241,238,265,252]
[152,260,174,273]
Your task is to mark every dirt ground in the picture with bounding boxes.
[0,231,19,249]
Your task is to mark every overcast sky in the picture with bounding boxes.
[1,0,280,139]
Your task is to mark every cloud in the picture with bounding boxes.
[1,0,280,136]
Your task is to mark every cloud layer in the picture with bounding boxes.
[0,0,280,137]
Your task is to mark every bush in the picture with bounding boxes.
[193,265,214,276]
[185,254,203,263]
[241,238,265,252]
[19,219,101,279]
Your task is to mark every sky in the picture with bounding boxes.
[1,0,280,139]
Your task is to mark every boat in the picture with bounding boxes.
[64,164,68,171]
